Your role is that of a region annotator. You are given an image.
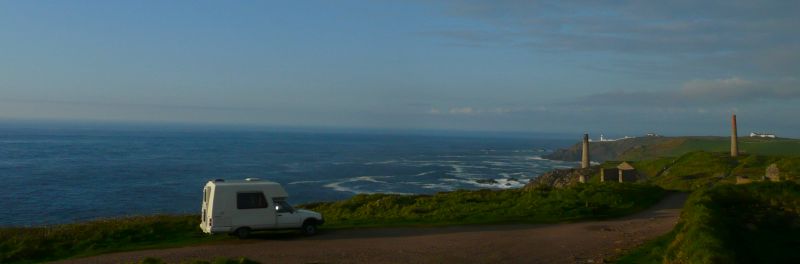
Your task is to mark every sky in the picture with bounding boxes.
[1,1,799,137]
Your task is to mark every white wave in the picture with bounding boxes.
[419,183,456,191]
[526,156,548,161]
[414,170,437,176]
[471,178,526,189]
[440,177,526,190]
[323,181,360,193]
[451,164,464,174]
[354,176,391,183]
[323,176,393,194]
[446,164,482,178]
[287,180,325,185]
[364,160,400,165]
[482,161,511,167]
[498,172,526,178]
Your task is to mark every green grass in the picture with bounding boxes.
[615,182,800,264]
[302,183,666,228]
[612,151,800,191]
[646,151,735,191]
[0,215,225,264]
[0,183,666,264]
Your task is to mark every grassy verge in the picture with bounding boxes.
[0,215,225,264]
[0,183,666,264]
[614,182,800,263]
[302,183,665,228]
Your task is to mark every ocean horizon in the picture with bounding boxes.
[0,122,577,227]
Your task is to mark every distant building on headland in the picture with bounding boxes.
[588,132,659,142]
[750,132,776,138]
[589,134,634,142]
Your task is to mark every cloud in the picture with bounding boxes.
[425,1,800,76]
[568,77,800,108]
[681,77,800,103]
[427,106,526,115]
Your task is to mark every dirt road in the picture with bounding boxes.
[56,193,687,264]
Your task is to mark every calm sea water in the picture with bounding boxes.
[0,124,576,226]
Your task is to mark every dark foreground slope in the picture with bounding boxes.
[545,136,800,162]
[617,182,800,264]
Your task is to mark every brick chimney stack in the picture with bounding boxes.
[581,133,590,169]
[731,114,739,157]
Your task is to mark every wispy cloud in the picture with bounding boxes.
[426,1,800,76]
[568,77,800,107]
[427,106,526,115]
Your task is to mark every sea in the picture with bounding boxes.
[0,123,577,227]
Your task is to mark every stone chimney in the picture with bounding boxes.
[581,133,590,169]
[731,114,739,157]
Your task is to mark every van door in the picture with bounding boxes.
[201,187,210,231]
[232,192,276,229]
[274,198,303,228]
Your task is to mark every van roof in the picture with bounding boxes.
[208,179,282,186]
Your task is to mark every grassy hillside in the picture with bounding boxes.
[0,183,665,264]
[545,136,800,162]
[616,182,800,264]
[589,151,800,191]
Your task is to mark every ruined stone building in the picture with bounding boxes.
[599,162,639,183]
[765,163,781,182]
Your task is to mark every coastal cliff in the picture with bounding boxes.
[543,136,800,162]
[543,136,674,162]
[524,167,598,189]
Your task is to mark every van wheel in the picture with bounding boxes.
[302,222,317,236]
[234,227,251,239]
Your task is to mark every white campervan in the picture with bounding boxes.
[200,178,324,238]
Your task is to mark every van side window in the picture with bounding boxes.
[237,192,268,209]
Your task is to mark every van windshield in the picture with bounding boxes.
[273,198,294,213]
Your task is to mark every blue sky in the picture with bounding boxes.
[1,1,798,136]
